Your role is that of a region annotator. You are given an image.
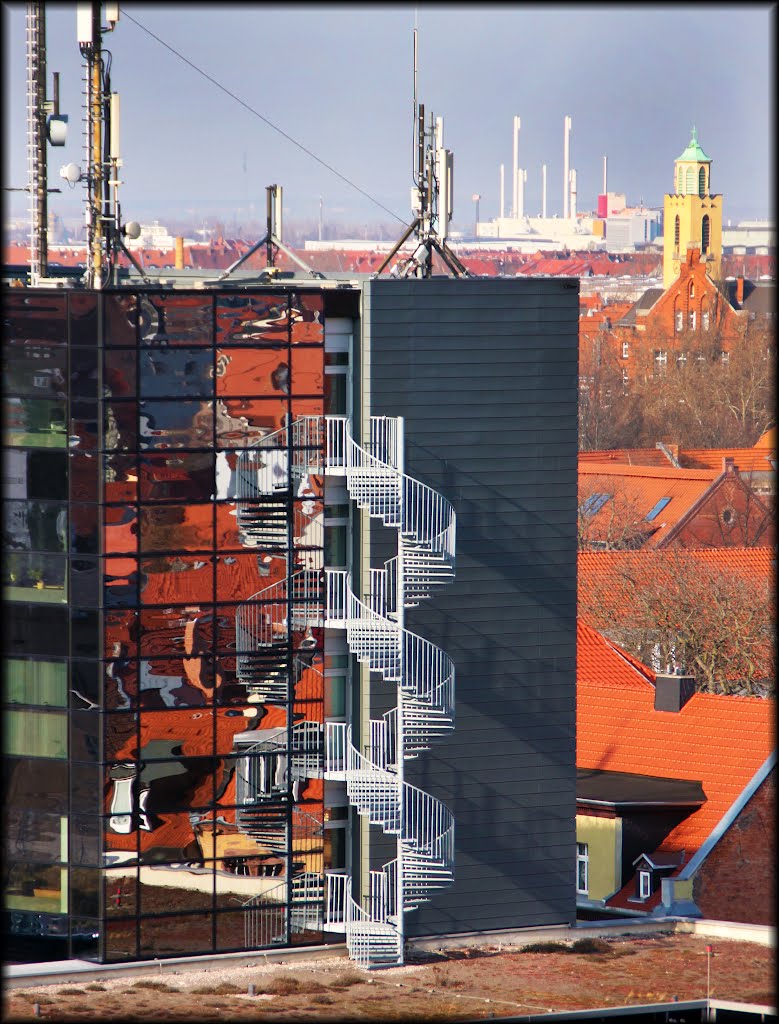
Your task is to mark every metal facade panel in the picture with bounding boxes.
[365,277,579,937]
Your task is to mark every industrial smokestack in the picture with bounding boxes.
[500,163,505,219]
[512,115,520,219]
[563,115,571,219]
[602,154,607,196]
[569,168,577,220]
[542,163,547,218]
[518,168,527,219]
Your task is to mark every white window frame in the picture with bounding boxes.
[654,350,667,365]
[702,311,710,331]
[689,310,696,331]
[638,869,651,899]
[621,341,629,359]
[576,842,589,895]
[675,310,683,333]
[721,350,730,364]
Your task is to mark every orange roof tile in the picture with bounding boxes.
[579,546,775,585]
[577,620,655,690]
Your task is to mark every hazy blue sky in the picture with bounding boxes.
[3,3,775,231]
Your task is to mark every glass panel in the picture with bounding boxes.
[3,396,67,447]
[139,347,214,398]
[70,710,100,762]
[291,292,324,344]
[6,810,67,864]
[70,292,98,345]
[140,399,214,449]
[104,454,138,504]
[216,551,286,601]
[69,346,99,399]
[104,505,138,555]
[290,346,324,395]
[2,658,67,706]
[103,292,137,348]
[215,347,290,397]
[139,504,213,553]
[140,553,215,605]
[325,371,347,415]
[139,294,213,347]
[2,339,68,397]
[324,524,346,566]
[105,871,139,917]
[216,397,287,448]
[104,917,138,961]
[70,452,99,503]
[104,400,137,452]
[70,815,101,866]
[3,552,67,603]
[4,709,68,758]
[139,605,214,660]
[3,448,66,502]
[4,292,67,346]
[104,713,138,761]
[139,913,214,957]
[139,451,214,502]
[72,504,99,553]
[4,860,67,914]
[3,500,67,553]
[104,609,139,658]
[71,608,100,657]
[1,603,68,657]
[71,761,101,815]
[325,675,346,718]
[216,294,289,347]
[104,347,137,398]
[215,908,284,952]
[138,657,210,709]
[70,867,100,917]
[6,755,69,812]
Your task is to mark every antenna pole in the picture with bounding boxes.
[26,1,48,284]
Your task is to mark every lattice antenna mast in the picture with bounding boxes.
[376,28,467,278]
[26,2,48,283]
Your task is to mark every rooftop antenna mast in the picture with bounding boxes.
[217,184,324,281]
[375,26,468,278]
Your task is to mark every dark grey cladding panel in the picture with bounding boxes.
[365,277,578,938]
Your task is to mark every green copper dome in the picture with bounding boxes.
[676,125,711,163]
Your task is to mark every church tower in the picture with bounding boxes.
[663,127,722,289]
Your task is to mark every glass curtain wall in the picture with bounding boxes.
[3,288,328,961]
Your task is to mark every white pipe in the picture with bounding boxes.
[542,163,547,219]
[518,168,527,219]
[563,115,571,219]
[602,154,607,196]
[512,115,520,219]
[500,163,505,219]
[569,168,577,220]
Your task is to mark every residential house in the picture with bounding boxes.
[576,620,774,924]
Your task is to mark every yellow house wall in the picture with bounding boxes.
[576,814,622,901]
[663,193,722,288]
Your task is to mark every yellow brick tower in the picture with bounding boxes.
[663,126,722,289]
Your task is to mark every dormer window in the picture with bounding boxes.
[689,281,695,299]
[638,870,652,900]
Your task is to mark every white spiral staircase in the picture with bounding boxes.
[235,415,455,968]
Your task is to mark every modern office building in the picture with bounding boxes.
[2,273,579,966]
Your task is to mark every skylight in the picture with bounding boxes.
[645,497,672,522]
[581,493,611,516]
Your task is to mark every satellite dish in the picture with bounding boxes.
[59,162,82,185]
[47,115,68,146]
[123,221,141,240]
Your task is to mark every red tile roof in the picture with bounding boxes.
[579,463,719,547]
[579,546,775,586]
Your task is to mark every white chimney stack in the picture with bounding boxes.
[563,115,571,219]
[542,163,547,218]
[603,154,607,196]
[569,168,577,221]
[500,163,505,219]
[512,115,521,219]
[518,168,527,219]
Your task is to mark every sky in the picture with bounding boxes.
[2,2,775,234]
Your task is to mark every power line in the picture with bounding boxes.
[118,7,407,225]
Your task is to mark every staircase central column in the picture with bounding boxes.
[395,417,405,942]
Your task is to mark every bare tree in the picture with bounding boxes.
[579,549,775,694]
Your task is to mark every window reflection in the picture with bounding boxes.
[216,294,289,347]
[139,452,214,502]
[139,504,213,554]
[103,293,137,348]
[3,396,67,448]
[215,397,288,447]
[2,340,67,397]
[215,347,290,397]
[139,294,213,347]
[140,400,214,449]
[104,348,137,398]
[139,348,213,398]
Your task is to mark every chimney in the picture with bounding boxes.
[174,237,185,270]
[654,673,696,713]
[736,276,745,305]
[722,456,737,474]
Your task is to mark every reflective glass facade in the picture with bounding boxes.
[3,288,336,961]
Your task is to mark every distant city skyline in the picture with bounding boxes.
[2,3,774,232]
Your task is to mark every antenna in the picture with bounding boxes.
[375,26,468,279]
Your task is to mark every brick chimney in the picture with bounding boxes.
[723,457,737,474]
[736,276,745,305]
[654,672,696,712]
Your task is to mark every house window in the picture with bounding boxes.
[689,281,695,299]
[654,350,667,365]
[702,310,710,331]
[674,215,680,249]
[621,341,629,359]
[675,310,683,333]
[580,493,611,516]
[721,350,729,364]
[638,869,652,900]
[689,310,696,331]
[677,351,687,367]
[645,497,672,522]
[701,215,710,255]
[698,166,706,197]
[576,843,589,895]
